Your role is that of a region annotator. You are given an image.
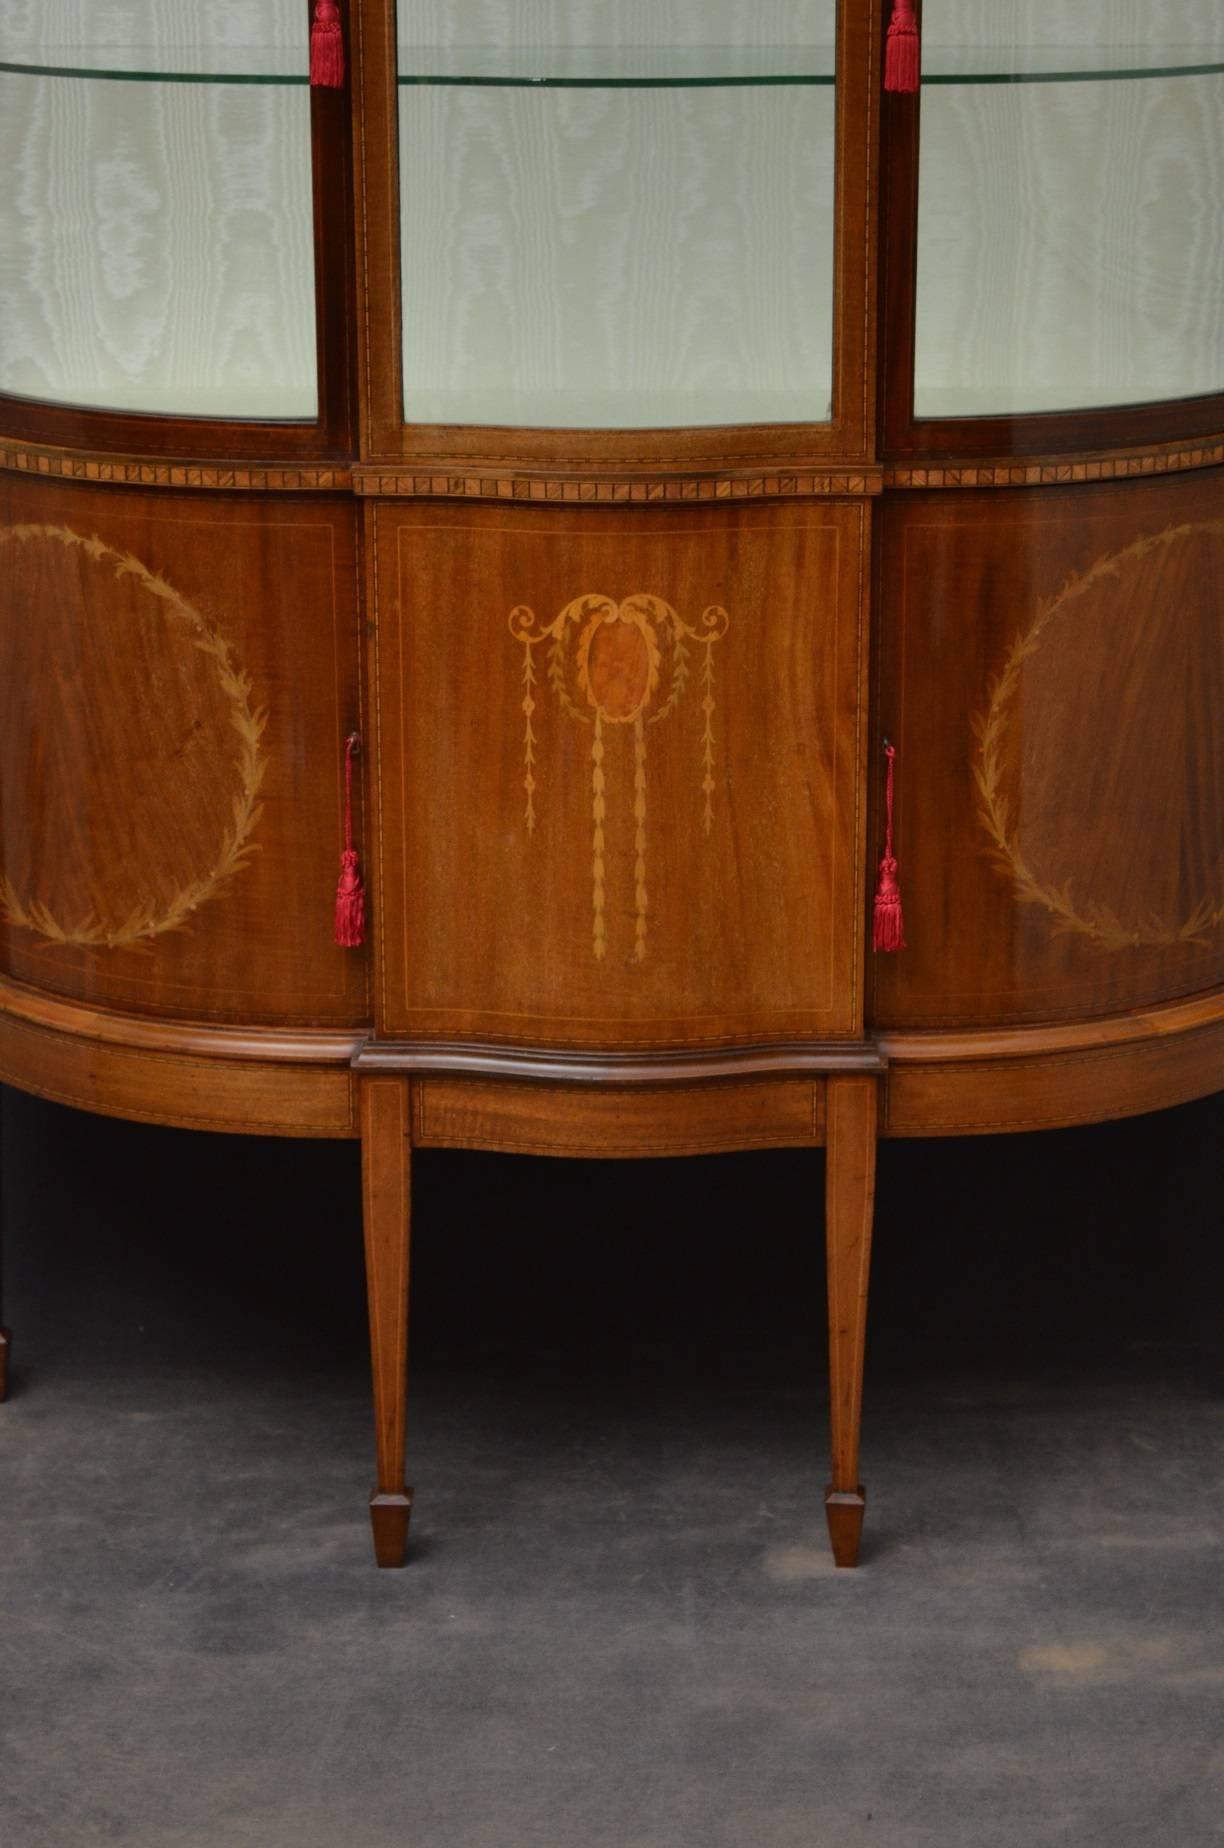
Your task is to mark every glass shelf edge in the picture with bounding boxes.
[5,45,1222,87]
[0,59,306,84]
[923,60,1224,86]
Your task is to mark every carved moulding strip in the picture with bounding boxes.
[884,438,1224,491]
[0,439,351,493]
[353,469,883,503]
[353,1040,887,1085]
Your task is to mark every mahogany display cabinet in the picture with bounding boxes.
[1,0,1221,1569]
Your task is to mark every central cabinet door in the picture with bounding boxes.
[369,500,868,1050]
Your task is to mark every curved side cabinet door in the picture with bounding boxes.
[0,476,368,1028]
[871,469,1224,1030]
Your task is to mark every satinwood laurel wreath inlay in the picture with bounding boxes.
[973,521,1224,952]
[0,525,267,949]
[509,594,730,963]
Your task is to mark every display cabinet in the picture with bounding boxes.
[1,0,1220,1570]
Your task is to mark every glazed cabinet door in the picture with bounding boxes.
[354,0,877,467]
[0,0,352,456]
[884,0,1224,457]
[368,500,869,1050]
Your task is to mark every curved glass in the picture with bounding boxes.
[0,0,317,421]
[397,2,838,429]
[915,1,1224,419]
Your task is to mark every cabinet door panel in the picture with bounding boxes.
[0,478,367,1027]
[871,473,1224,1030]
[371,501,867,1048]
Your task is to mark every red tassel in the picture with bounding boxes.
[335,732,366,948]
[884,0,920,94]
[310,0,345,89]
[872,742,906,952]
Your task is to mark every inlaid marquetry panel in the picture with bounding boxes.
[0,475,368,1026]
[370,501,868,1048]
[871,471,1224,1030]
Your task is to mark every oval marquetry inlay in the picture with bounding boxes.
[974,522,1224,952]
[581,610,657,725]
[0,525,266,949]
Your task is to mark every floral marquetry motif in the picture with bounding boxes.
[873,477,1224,1033]
[375,500,864,1048]
[510,595,729,963]
[973,522,1224,954]
[0,525,266,950]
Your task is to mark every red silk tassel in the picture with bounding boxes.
[310,0,345,89]
[335,732,366,948]
[884,0,920,93]
[872,742,906,952]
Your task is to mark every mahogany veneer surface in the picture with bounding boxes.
[871,471,1224,1029]
[369,501,869,1048]
[0,476,367,1027]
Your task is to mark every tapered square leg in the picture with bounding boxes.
[824,1074,878,1568]
[824,1487,866,1568]
[361,1077,414,1568]
[370,1490,414,1568]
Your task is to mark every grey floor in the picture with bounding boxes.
[2,1089,1222,1847]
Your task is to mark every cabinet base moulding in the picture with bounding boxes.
[878,992,1224,1138]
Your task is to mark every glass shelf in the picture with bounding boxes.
[397,44,1224,88]
[0,47,307,82]
[0,45,837,86]
[923,45,1224,83]
[396,47,835,86]
[7,45,1223,86]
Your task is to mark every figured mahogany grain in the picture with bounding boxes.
[0,1009,357,1138]
[368,500,870,1049]
[412,1076,825,1159]
[879,1000,1224,1139]
[0,475,369,1028]
[870,471,1224,1030]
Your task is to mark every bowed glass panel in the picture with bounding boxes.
[914,0,1224,418]
[397,2,838,429]
[0,0,317,420]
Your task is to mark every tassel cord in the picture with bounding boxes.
[872,741,906,953]
[334,731,366,948]
[311,0,346,89]
[343,731,356,858]
[884,0,921,94]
